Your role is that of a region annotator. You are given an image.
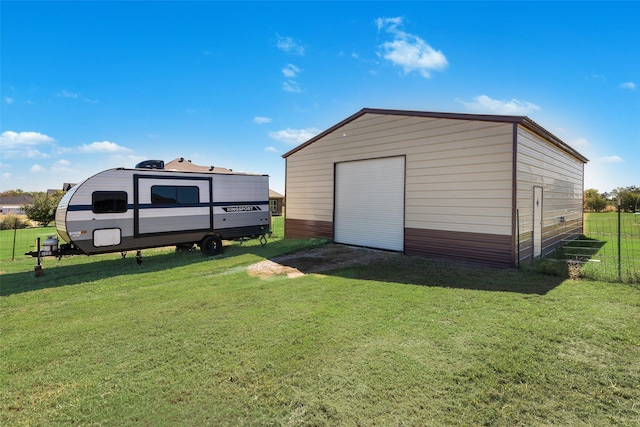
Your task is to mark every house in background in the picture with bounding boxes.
[269,189,284,216]
[283,108,588,268]
[0,194,33,215]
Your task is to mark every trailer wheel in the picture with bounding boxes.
[201,235,223,256]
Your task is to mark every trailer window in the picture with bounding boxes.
[92,191,128,213]
[151,185,199,205]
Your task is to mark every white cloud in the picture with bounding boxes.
[276,35,305,55]
[30,164,46,173]
[569,138,590,149]
[377,16,448,78]
[25,149,50,159]
[620,81,636,90]
[282,63,300,78]
[376,17,403,31]
[78,141,132,153]
[586,72,606,82]
[600,155,623,163]
[269,128,320,145]
[4,97,13,104]
[265,146,278,153]
[282,80,302,93]
[459,95,541,115]
[2,172,11,181]
[0,131,55,159]
[281,64,302,93]
[58,89,98,103]
[51,159,74,174]
[58,90,80,99]
[0,131,55,149]
[253,116,272,124]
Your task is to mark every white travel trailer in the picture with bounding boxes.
[54,162,271,262]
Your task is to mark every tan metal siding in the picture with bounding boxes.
[285,114,514,238]
[516,127,584,262]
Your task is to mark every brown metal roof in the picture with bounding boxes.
[282,108,589,163]
[269,189,284,199]
[164,157,233,174]
[0,195,34,205]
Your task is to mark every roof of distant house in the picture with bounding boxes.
[0,195,34,205]
[269,189,284,199]
[164,157,233,174]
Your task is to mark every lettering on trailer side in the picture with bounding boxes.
[221,206,262,212]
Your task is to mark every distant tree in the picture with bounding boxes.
[22,192,63,226]
[611,186,640,212]
[584,188,607,212]
[0,189,26,197]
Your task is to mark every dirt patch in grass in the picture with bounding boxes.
[248,244,397,278]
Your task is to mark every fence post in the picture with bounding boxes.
[618,197,622,281]
[12,221,17,261]
[34,237,44,277]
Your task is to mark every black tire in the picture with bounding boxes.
[200,235,223,256]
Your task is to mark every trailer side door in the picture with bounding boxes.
[134,174,212,236]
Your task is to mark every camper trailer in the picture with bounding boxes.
[53,163,270,262]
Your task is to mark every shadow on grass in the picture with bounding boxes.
[260,244,566,295]
[0,238,310,297]
[2,240,566,297]
[332,257,566,295]
[556,236,607,262]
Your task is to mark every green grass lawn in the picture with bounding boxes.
[1,218,639,425]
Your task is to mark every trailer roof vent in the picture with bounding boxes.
[135,160,165,169]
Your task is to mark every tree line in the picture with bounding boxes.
[584,186,640,213]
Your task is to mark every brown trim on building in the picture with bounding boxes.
[512,123,519,266]
[285,218,334,240]
[405,227,514,268]
[580,162,585,235]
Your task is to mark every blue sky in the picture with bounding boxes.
[1,1,638,195]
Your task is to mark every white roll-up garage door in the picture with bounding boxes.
[334,156,405,251]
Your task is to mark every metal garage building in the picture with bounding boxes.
[282,108,588,268]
